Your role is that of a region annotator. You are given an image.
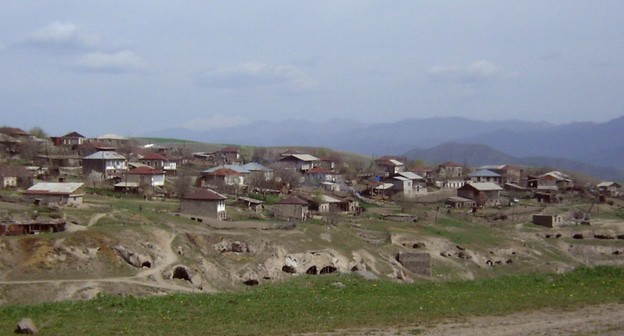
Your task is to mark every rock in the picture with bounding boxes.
[331,282,346,289]
[354,269,378,280]
[113,245,152,269]
[396,252,431,276]
[15,318,37,334]
[214,240,253,254]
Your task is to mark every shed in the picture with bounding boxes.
[180,188,227,220]
[23,182,84,206]
[273,196,309,221]
[532,214,563,228]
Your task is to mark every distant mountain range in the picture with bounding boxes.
[144,115,624,180]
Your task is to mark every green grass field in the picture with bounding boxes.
[1,266,623,335]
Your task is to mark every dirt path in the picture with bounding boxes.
[136,229,177,278]
[87,213,107,227]
[0,228,201,294]
[302,304,624,336]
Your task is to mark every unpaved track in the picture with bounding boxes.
[0,228,201,293]
[302,304,624,336]
[87,213,107,227]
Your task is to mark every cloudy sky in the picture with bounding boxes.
[1,1,623,136]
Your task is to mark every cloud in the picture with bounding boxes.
[427,60,516,84]
[23,21,98,50]
[193,62,317,91]
[176,115,251,130]
[72,51,147,73]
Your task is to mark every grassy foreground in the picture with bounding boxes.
[2,266,624,335]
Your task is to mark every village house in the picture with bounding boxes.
[0,132,20,156]
[0,127,34,142]
[1,218,66,236]
[411,166,435,183]
[306,167,338,184]
[532,214,564,228]
[437,161,463,179]
[387,171,427,197]
[139,153,177,175]
[273,195,309,221]
[468,169,502,184]
[212,146,241,164]
[597,182,621,197]
[93,134,131,148]
[365,180,394,198]
[50,131,86,149]
[0,165,18,188]
[123,167,165,191]
[241,162,274,181]
[438,179,466,189]
[76,141,116,157]
[198,167,244,188]
[179,188,227,220]
[279,153,320,173]
[0,165,31,189]
[307,193,344,213]
[478,164,522,184]
[528,171,574,191]
[23,182,85,206]
[317,157,336,170]
[445,196,477,209]
[82,151,128,179]
[308,193,359,214]
[457,182,503,207]
[236,196,264,213]
[36,154,82,177]
[375,156,405,176]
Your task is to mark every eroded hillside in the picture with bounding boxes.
[1,194,624,305]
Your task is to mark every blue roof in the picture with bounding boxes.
[241,162,272,172]
[469,169,501,177]
[203,165,249,174]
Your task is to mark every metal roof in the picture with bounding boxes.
[286,154,319,162]
[462,182,503,191]
[397,171,424,180]
[183,188,227,201]
[276,195,308,205]
[241,162,272,172]
[477,165,505,170]
[96,134,128,140]
[26,182,84,194]
[203,165,249,174]
[469,169,501,177]
[598,181,621,188]
[84,151,126,160]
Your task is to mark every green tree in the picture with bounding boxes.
[29,127,49,139]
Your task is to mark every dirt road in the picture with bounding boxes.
[303,304,624,336]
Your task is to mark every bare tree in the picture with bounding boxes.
[172,174,193,198]
[28,127,49,140]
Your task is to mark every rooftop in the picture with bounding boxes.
[469,169,501,177]
[183,188,227,201]
[84,151,126,160]
[25,182,84,195]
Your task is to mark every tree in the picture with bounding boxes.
[273,167,301,190]
[172,175,193,198]
[239,145,253,163]
[252,147,268,163]
[29,127,49,140]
